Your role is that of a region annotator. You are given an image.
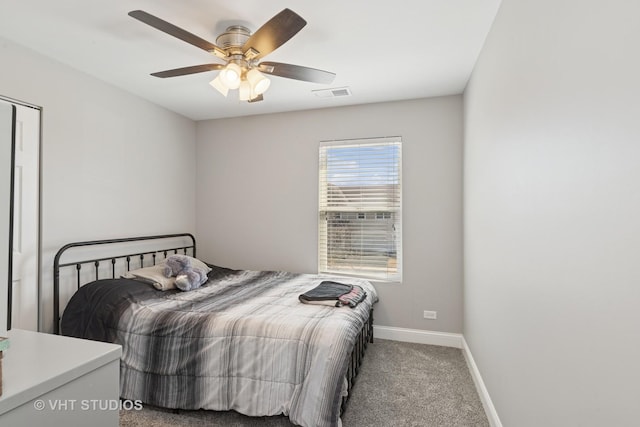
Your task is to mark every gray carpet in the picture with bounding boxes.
[119,339,488,426]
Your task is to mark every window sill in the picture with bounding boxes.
[318,271,401,285]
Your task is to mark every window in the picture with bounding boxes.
[318,137,402,282]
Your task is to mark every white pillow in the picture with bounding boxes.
[122,262,176,291]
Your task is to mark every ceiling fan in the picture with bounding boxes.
[128,8,335,103]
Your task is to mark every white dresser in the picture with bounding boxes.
[0,329,121,427]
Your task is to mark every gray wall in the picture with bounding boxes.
[0,37,197,332]
[464,0,640,425]
[196,96,464,332]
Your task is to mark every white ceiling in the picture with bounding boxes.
[0,0,501,121]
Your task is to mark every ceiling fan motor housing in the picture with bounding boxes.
[216,25,251,51]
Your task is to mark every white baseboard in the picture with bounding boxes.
[373,325,463,348]
[461,337,503,427]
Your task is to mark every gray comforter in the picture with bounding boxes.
[61,265,377,427]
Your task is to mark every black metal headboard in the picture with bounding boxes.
[53,233,196,334]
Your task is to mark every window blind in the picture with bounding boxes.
[318,137,402,282]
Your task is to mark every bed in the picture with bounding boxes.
[53,233,377,427]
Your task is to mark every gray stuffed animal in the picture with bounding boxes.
[163,254,208,291]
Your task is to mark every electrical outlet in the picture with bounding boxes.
[423,310,437,320]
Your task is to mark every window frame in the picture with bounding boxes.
[318,137,402,283]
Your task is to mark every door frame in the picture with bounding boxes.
[0,94,42,331]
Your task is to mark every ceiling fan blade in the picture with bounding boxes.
[258,62,335,84]
[129,10,226,57]
[151,64,225,78]
[242,9,306,60]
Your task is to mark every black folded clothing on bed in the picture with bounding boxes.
[299,281,353,307]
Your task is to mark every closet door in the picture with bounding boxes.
[0,101,16,335]
[11,104,40,331]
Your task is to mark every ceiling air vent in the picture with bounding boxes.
[312,87,352,98]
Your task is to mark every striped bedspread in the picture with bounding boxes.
[61,265,377,427]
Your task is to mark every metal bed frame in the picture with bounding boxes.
[53,233,196,335]
[52,233,373,416]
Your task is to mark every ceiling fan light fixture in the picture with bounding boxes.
[209,75,229,97]
[220,63,242,89]
[238,80,252,101]
[246,69,271,95]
